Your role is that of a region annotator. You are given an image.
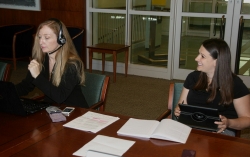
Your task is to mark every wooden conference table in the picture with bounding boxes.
[1,106,250,157]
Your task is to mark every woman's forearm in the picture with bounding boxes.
[228,117,250,130]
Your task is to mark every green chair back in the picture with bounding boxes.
[171,83,184,120]
[0,62,7,81]
[81,72,106,108]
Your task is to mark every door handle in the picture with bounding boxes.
[239,16,244,26]
[213,2,219,36]
[220,15,225,39]
[235,16,244,74]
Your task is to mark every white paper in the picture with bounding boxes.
[117,118,159,138]
[150,119,192,143]
[73,135,135,157]
[63,111,120,133]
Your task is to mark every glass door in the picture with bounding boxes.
[172,0,234,80]
[127,0,175,79]
[86,0,176,79]
[86,0,250,86]
[231,0,250,87]
[86,0,127,72]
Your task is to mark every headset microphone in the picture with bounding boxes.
[48,45,62,55]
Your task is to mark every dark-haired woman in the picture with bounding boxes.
[174,38,250,136]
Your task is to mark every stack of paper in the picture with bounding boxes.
[73,135,135,157]
[63,111,120,133]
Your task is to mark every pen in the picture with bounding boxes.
[176,100,184,120]
[87,150,120,157]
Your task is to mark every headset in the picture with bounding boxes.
[49,18,66,46]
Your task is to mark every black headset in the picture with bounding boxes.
[49,18,66,46]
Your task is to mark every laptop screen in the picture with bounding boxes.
[0,81,27,116]
[0,81,51,116]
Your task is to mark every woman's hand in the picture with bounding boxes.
[174,105,181,117]
[215,115,228,133]
[28,59,40,78]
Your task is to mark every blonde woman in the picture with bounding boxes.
[16,18,88,108]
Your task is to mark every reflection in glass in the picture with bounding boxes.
[236,19,250,76]
[180,16,225,70]
[182,0,227,14]
[132,0,171,12]
[241,0,250,14]
[92,13,126,60]
[92,0,126,9]
[130,15,169,67]
[92,13,125,44]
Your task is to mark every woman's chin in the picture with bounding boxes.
[196,66,202,71]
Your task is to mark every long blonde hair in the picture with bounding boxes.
[32,19,85,86]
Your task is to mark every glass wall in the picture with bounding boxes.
[241,0,250,14]
[237,19,250,76]
[180,16,225,70]
[87,0,250,86]
[92,12,126,44]
[182,0,228,13]
[132,0,171,12]
[178,1,228,70]
[236,0,250,76]
[129,0,172,68]
[93,0,126,9]
[92,12,126,61]
[130,15,169,67]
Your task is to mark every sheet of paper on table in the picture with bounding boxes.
[63,111,120,133]
[73,135,135,157]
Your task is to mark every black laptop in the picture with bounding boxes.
[178,104,220,132]
[0,81,51,116]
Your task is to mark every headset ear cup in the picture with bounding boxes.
[49,18,66,45]
[57,25,66,45]
[58,33,66,45]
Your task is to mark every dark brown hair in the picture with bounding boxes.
[194,38,234,105]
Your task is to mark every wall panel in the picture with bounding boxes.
[0,0,86,65]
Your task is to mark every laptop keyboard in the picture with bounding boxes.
[20,98,51,114]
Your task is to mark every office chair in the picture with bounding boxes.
[0,24,35,70]
[156,82,241,137]
[66,26,84,57]
[81,72,110,111]
[0,61,11,81]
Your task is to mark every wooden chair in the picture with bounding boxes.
[156,82,241,137]
[156,82,182,121]
[33,72,110,111]
[0,61,11,81]
[0,24,35,70]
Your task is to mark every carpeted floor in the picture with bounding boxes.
[8,61,250,140]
